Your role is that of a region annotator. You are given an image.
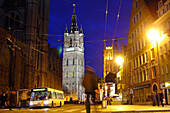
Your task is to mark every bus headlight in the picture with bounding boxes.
[29,101,33,106]
[44,101,49,105]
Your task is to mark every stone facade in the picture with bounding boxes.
[0,0,63,106]
[125,0,161,104]
[62,6,85,101]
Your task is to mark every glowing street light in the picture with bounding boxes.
[116,56,124,66]
[147,29,160,43]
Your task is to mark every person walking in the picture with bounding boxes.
[82,66,98,113]
[1,92,8,108]
[159,90,164,107]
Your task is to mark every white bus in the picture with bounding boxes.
[29,88,64,108]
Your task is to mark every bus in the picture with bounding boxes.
[29,88,64,108]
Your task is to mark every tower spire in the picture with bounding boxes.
[65,24,68,33]
[70,4,78,33]
[80,25,83,34]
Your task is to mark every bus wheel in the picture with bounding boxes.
[52,101,54,108]
[60,101,62,107]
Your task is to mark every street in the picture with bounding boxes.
[0,104,170,113]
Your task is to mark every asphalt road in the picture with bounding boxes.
[0,104,170,113]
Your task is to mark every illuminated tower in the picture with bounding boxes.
[62,4,85,101]
[104,41,115,78]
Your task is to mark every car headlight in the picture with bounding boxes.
[29,101,33,106]
[44,101,49,105]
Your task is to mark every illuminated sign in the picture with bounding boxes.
[165,82,170,88]
[32,88,47,92]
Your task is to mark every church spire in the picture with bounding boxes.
[65,24,68,33]
[80,25,83,34]
[70,4,78,33]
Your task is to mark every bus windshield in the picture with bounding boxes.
[31,91,48,101]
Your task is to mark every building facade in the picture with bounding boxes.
[152,0,170,105]
[126,0,162,104]
[62,6,85,101]
[0,0,63,106]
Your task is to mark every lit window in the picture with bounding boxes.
[66,71,68,78]
[72,71,74,78]
[151,48,155,59]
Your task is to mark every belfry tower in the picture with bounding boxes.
[103,41,115,78]
[62,4,85,101]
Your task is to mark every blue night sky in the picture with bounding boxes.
[48,0,133,78]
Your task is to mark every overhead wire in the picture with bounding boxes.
[113,0,123,39]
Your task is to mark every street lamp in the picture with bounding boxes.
[115,56,124,67]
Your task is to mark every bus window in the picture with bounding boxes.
[31,92,48,101]
[48,92,52,99]
[57,93,64,99]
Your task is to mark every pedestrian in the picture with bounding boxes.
[159,89,164,107]
[82,66,98,113]
[20,91,28,108]
[1,92,8,108]
[156,91,159,106]
[152,93,155,106]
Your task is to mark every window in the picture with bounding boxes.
[136,14,138,21]
[134,72,136,83]
[66,71,68,78]
[15,15,20,28]
[145,52,148,62]
[137,71,139,83]
[152,66,156,77]
[142,54,145,64]
[160,46,162,54]
[134,18,136,24]
[141,38,144,48]
[151,48,155,59]
[140,70,143,82]
[133,59,136,68]
[135,1,138,9]
[132,33,134,41]
[162,66,164,74]
[139,11,142,18]
[136,57,138,67]
[135,43,138,52]
[143,70,146,81]
[137,28,139,36]
[73,58,74,65]
[139,56,142,65]
[146,68,149,80]
[165,65,169,73]
[138,40,140,50]
[140,25,143,33]
[164,43,167,52]
[72,71,74,78]
[133,45,135,54]
[67,59,68,66]
[70,39,72,47]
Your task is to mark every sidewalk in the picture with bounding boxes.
[97,105,170,112]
